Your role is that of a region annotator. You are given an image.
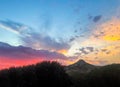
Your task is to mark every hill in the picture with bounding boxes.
[0,60,120,87]
[65,60,99,78]
[65,59,120,87]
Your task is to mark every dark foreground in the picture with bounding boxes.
[0,61,120,87]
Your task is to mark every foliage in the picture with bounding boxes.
[0,61,72,87]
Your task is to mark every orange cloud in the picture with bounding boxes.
[94,17,120,41]
[84,17,120,65]
[104,35,120,41]
[57,49,68,55]
[71,17,120,65]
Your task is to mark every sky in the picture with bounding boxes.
[0,0,120,69]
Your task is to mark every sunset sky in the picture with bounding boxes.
[0,0,120,69]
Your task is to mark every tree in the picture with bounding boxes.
[0,61,72,87]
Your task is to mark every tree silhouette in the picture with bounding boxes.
[0,61,72,87]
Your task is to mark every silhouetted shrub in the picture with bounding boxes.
[0,61,72,87]
[1,61,119,87]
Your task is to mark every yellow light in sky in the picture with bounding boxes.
[104,35,120,41]
[100,18,120,41]
[58,49,68,55]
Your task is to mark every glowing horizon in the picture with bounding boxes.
[0,0,120,69]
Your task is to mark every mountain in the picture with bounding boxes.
[65,60,99,76]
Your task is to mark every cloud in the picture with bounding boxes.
[79,48,89,54]
[0,42,69,60]
[78,47,95,55]
[21,32,70,51]
[0,42,75,69]
[76,17,120,65]
[91,17,120,41]
[69,37,75,42]
[86,47,94,52]
[0,19,70,51]
[93,15,102,22]
[0,19,30,34]
[74,47,97,58]
[72,46,95,57]
[67,16,120,65]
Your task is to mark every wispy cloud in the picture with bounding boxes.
[0,19,70,51]
[0,42,74,67]
[0,19,30,34]
[21,32,70,51]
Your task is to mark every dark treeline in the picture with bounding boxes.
[0,61,72,87]
[71,64,120,87]
[0,61,120,87]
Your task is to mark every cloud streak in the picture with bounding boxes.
[0,42,68,60]
[0,20,30,34]
[0,42,75,69]
[21,32,70,51]
[0,19,70,51]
